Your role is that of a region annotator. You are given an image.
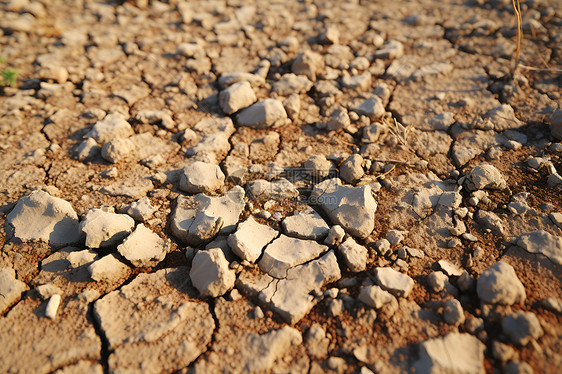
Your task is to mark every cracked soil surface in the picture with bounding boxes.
[1,0,561,373]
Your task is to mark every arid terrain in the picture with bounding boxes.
[0,0,561,373]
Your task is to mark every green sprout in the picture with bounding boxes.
[0,57,18,87]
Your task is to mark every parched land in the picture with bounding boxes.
[0,0,561,373]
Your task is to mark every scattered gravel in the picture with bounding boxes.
[1,0,561,372]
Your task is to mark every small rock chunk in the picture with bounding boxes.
[88,254,129,282]
[386,230,405,246]
[100,137,137,163]
[502,311,544,346]
[219,81,257,114]
[281,208,330,240]
[324,225,346,246]
[337,237,368,272]
[477,261,526,305]
[437,260,463,277]
[80,209,135,248]
[0,267,28,313]
[122,197,156,222]
[465,164,507,191]
[327,108,350,131]
[306,324,329,358]
[45,294,61,319]
[86,113,134,144]
[339,154,365,183]
[516,230,562,265]
[171,187,245,245]
[227,217,278,263]
[237,327,302,372]
[259,235,328,278]
[75,138,101,161]
[443,299,465,326]
[551,108,562,141]
[541,297,562,313]
[292,50,324,81]
[190,248,236,297]
[414,333,485,374]
[354,96,385,120]
[237,99,288,129]
[134,109,175,129]
[246,178,299,201]
[373,40,404,59]
[313,180,377,238]
[239,251,341,324]
[272,73,313,96]
[358,285,396,309]
[7,190,82,247]
[303,155,333,178]
[179,161,225,194]
[426,271,448,293]
[117,224,167,267]
[373,267,414,297]
[476,210,505,235]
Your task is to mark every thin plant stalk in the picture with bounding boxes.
[510,0,523,75]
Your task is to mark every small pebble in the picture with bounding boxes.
[253,307,264,319]
[462,233,478,242]
[45,294,61,319]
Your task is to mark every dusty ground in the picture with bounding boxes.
[0,0,561,373]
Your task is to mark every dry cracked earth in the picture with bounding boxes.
[1,0,562,373]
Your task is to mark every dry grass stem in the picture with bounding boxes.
[385,117,414,152]
[519,65,562,73]
[510,0,523,75]
[375,164,395,178]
